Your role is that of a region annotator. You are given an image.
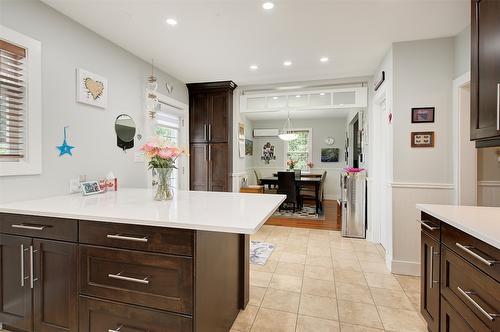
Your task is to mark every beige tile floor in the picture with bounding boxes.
[232,225,426,332]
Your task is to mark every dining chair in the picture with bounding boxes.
[301,171,327,212]
[277,171,302,212]
[253,169,262,185]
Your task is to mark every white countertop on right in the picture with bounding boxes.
[417,204,500,249]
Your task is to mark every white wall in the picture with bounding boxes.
[0,0,188,203]
[248,118,347,199]
[454,25,471,79]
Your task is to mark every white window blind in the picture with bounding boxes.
[0,39,26,160]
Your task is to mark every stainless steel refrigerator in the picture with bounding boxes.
[340,171,367,238]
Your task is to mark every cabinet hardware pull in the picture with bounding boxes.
[106,234,148,243]
[455,243,498,266]
[208,124,212,141]
[497,83,499,131]
[418,220,439,231]
[29,245,38,289]
[208,145,211,161]
[108,324,149,332]
[12,224,48,231]
[430,246,434,288]
[20,244,25,287]
[108,272,149,285]
[457,286,499,321]
[203,124,207,141]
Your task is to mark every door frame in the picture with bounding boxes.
[452,71,476,205]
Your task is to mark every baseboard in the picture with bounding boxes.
[390,259,420,276]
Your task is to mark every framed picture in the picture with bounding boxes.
[77,68,108,108]
[321,148,340,162]
[411,107,434,123]
[81,181,104,196]
[245,139,253,156]
[411,131,435,148]
[238,123,245,140]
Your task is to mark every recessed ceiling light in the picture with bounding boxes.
[166,18,178,26]
[249,65,258,70]
[320,57,329,63]
[295,95,301,98]
[262,2,274,10]
[283,60,292,67]
[320,92,325,96]
[272,96,279,100]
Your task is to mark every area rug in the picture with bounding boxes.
[250,241,275,265]
[272,204,325,220]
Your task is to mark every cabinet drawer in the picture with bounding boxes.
[440,296,487,332]
[79,296,192,332]
[79,245,193,314]
[442,222,500,282]
[79,220,194,256]
[441,246,500,330]
[419,212,441,241]
[0,213,77,242]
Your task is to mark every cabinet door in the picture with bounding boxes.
[471,0,500,140]
[0,234,32,332]
[190,143,209,191]
[209,143,228,192]
[420,231,440,332]
[207,91,229,143]
[33,239,78,332]
[189,93,209,143]
[441,297,476,332]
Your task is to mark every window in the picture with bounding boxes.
[154,101,181,189]
[285,129,312,170]
[0,26,41,176]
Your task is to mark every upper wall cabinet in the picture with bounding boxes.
[471,0,500,147]
[240,87,367,114]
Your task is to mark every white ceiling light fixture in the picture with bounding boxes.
[283,60,292,67]
[320,56,329,63]
[249,64,258,70]
[166,18,178,26]
[278,111,298,141]
[262,2,274,10]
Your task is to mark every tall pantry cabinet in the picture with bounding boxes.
[187,81,237,192]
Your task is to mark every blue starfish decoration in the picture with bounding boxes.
[57,126,75,156]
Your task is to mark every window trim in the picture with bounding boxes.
[284,128,313,170]
[0,25,41,176]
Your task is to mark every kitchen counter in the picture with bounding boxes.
[417,204,500,249]
[0,188,286,234]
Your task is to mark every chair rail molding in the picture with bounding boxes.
[477,180,500,187]
[390,182,455,190]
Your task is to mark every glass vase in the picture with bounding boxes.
[152,168,174,201]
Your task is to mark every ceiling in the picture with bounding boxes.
[245,108,351,121]
[42,0,469,85]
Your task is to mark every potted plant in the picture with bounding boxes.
[287,159,296,170]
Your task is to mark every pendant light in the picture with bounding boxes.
[278,111,298,141]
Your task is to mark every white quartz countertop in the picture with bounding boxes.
[0,189,286,234]
[417,204,500,249]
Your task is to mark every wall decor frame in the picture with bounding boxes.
[411,131,435,148]
[76,68,108,108]
[321,148,340,162]
[411,107,435,123]
[245,139,253,156]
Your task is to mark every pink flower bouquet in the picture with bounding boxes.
[140,136,185,170]
[344,167,365,173]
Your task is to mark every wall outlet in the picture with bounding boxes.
[69,178,82,194]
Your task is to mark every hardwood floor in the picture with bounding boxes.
[265,200,341,231]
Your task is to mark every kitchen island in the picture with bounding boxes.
[0,189,285,332]
[417,204,500,332]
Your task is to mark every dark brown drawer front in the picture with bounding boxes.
[0,213,77,242]
[442,222,500,282]
[79,220,194,256]
[440,296,486,332]
[441,246,500,330]
[79,296,192,332]
[420,212,441,241]
[79,245,193,314]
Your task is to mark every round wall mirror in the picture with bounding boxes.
[115,114,136,151]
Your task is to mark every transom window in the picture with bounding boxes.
[284,129,312,170]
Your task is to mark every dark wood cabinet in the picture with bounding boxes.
[421,230,440,332]
[187,81,236,192]
[471,0,500,147]
[33,239,78,332]
[0,234,32,332]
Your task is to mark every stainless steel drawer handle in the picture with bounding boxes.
[418,220,439,231]
[12,224,48,231]
[106,234,148,243]
[455,243,499,266]
[29,245,38,289]
[108,324,149,332]
[497,83,499,131]
[457,286,499,321]
[20,244,29,287]
[108,272,149,285]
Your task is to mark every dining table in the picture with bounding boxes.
[260,177,322,214]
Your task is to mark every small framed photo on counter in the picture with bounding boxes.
[411,107,435,123]
[411,131,435,148]
[81,181,104,196]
